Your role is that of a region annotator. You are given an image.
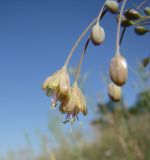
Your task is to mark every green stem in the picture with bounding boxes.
[135,17,150,24]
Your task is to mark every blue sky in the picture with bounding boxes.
[0,0,150,156]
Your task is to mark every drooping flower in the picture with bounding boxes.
[109,54,128,86]
[42,66,70,108]
[91,24,105,46]
[59,82,87,123]
[108,82,122,102]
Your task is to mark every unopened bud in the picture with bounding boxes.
[109,54,128,86]
[91,24,105,45]
[108,82,122,102]
[124,9,141,20]
[106,0,119,14]
[134,26,149,36]
[144,7,150,16]
[117,15,134,27]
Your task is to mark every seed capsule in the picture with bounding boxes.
[109,54,128,86]
[124,9,141,20]
[134,26,149,36]
[91,24,105,45]
[108,82,122,102]
[106,0,119,14]
[144,7,150,16]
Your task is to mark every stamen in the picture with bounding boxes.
[51,92,57,108]
[63,114,70,124]
[69,114,75,124]
[63,113,76,124]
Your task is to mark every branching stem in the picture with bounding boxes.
[119,0,149,46]
[64,9,107,67]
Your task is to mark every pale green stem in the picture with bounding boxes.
[116,0,127,55]
[63,3,108,67]
[137,0,148,9]
[135,17,150,23]
[64,18,97,67]
[96,1,106,25]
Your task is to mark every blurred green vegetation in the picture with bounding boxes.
[1,65,150,160]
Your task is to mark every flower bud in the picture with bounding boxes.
[117,15,134,27]
[144,7,150,16]
[124,9,141,20]
[106,0,119,14]
[109,54,128,86]
[108,82,122,102]
[91,24,105,45]
[134,26,149,36]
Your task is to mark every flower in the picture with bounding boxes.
[59,82,87,123]
[42,66,70,108]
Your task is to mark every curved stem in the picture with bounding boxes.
[74,37,91,83]
[135,17,150,24]
[134,22,150,27]
[64,9,108,67]
[137,0,148,9]
[115,0,127,55]
[64,18,96,67]
[96,1,106,24]
[119,27,127,45]
[64,0,122,67]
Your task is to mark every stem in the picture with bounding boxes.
[137,0,148,9]
[64,0,122,67]
[119,27,127,45]
[74,37,91,83]
[64,9,108,67]
[135,17,150,23]
[115,0,127,55]
[96,1,106,24]
[135,22,150,27]
[63,18,96,67]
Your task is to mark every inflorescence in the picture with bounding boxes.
[42,0,150,124]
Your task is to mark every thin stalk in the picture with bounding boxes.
[63,18,96,67]
[135,17,150,23]
[119,27,127,45]
[115,0,127,55]
[96,1,106,24]
[74,37,91,83]
[64,0,123,67]
[137,0,148,9]
[64,9,108,67]
[135,22,150,27]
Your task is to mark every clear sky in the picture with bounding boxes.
[0,0,150,156]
